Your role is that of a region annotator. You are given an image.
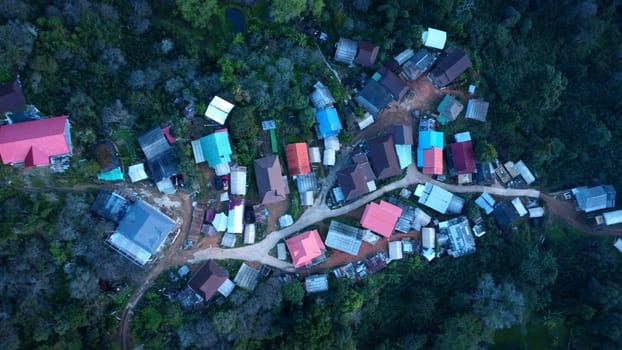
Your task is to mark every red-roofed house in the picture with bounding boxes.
[360,200,403,238]
[448,141,475,175]
[161,125,176,144]
[285,143,311,176]
[285,229,326,268]
[0,116,72,166]
[423,147,443,175]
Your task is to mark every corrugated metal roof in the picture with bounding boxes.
[227,197,245,234]
[230,166,247,196]
[325,220,364,256]
[422,28,447,50]
[277,243,287,260]
[128,163,148,182]
[217,279,236,297]
[309,147,322,163]
[315,107,342,138]
[422,227,435,249]
[334,38,358,64]
[204,96,234,124]
[465,99,490,122]
[221,233,237,248]
[244,223,255,244]
[305,274,329,293]
[234,263,260,291]
[388,241,403,260]
[192,129,232,167]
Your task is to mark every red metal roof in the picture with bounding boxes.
[285,229,326,268]
[449,141,475,174]
[285,143,311,176]
[423,147,443,175]
[0,116,70,166]
[161,125,176,144]
[360,200,403,238]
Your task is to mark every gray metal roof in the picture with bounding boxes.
[325,220,364,256]
[334,38,358,64]
[440,216,475,258]
[114,199,175,255]
[305,274,329,293]
[234,263,260,291]
[138,127,171,160]
[575,185,616,213]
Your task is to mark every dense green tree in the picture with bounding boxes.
[271,0,306,23]
[175,0,219,29]
[283,280,305,307]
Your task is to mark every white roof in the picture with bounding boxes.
[422,227,435,249]
[603,210,622,226]
[309,147,322,163]
[417,183,456,214]
[323,149,336,166]
[512,198,528,217]
[422,28,447,50]
[394,48,415,65]
[324,135,340,150]
[528,207,545,218]
[475,192,496,215]
[217,279,236,297]
[279,214,294,228]
[191,139,205,164]
[244,223,256,244]
[357,113,375,130]
[156,178,176,194]
[227,202,244,234]
[205,96,234,124]
[395,144,413,169]
[220,192,229,202]
[514,160,535,185]
[230,167,247,196]
[362,230,381,245]
[128,163,148,182]
[107,232,151,265]
[413,208,432,228]
[213,212,228,231]
[214,162,231,176]
[388,241,403,261]
[454,131,472,143]
[221,232,237,248]
[324,220,364,256]
[614,238,622,254]
[277,243,287,260]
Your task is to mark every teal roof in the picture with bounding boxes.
[395,144,413,169]
[200,131,232,167]
[417,130,444,167]
[97,167,124,181]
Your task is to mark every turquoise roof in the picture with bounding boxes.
[417,130,444,167]
[200,132,232,167]
[97,167,124,181]
[395,144,413,169]
[315,107,342,138]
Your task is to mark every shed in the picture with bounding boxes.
[310,81,336,109]
[309,147,322,163]
[465,99,490,122]
[205,96,234,125]
[422,28,447,50]
[334,38,358,64]
[388,241,403,261]
[394,48,415,66]
[324,220,365,256]
[324,135,340,151]
[305,274,329,293]
[514,160,535,185]
[528,207,545,218]
[401,49,438,81]
[279,214,294,228]
[422,227,435,250]
[511,198,528,217]
[602,210,622,226]
[244,223,256,244]
[436,95,464,124]
[323,149,336,166]
[230,166,247,196]
[454,131,471,143]
[475,192,496,215]
[213,212,228,232]
[277,242,287,260]
[355,41,380,67]
[357,113,375,130]
[128,163,148,182]
[395,144,413,169]
[217,279,236,298]
[234,263,260,291]
[221,233,237,248]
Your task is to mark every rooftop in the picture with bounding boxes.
[188,260,229,301]
[254,155,289,204]
[324,220,365,256]
[285,143,311,176]
[360,200,403,238]
[204,96,234,125]
[285,230,326,268]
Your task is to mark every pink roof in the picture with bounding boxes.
[161,125,176,143]
[360,200,403,238]
[423,147,443,175]
[285,229,326,268]
[0,116,70,166]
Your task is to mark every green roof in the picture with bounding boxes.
[97,167,124,181]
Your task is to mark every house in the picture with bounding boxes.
[600,210,622,226]
[221,232,237,248]
[367,134,402,180]
[138,127,179,192]
[388,241,403,261]
[573,185,616,213]
[305,274,329,293]
[315,107,342,139]
[417,130,444,166]
[336,152,377,201]
[234,263,260,291]
[377,66,409,101]
[324,135,340,151]
[355,79,393,116]
[285,143,311,176]
[495,164,512,184]
[422,147,443,175]
[422,28,447,50]
[0,116,72,166]
[401,49,438,81]
[296,172,318,206]
[475,162,494,185]
[128,163,148,182]
[0,79,26,115]
[204,96,234,125]
[360,200,403,238]
[439,216,476,258]
[428,48,472,88]
[436,95,464,124]
[324,220,365,256]
[191,129,232,175]
[354,41,380,67]
[413,207,432,230]
[493,200,520,228]
[465,99,490,122]
[254,155,289,204]
[334,38,358,64]
[513,160,535,185]
[447,140,475,178]
[511,198,528,217]
[95,141,123,181]
[285,229,327,268]
[227,196,244,234]
[475,192,496,215]
[414,182,465,214]
[244,223,255,244]
[310,81,336,110]
[230,166,247,196]
[394,48,414,66]
[105,199,175,266]
[188,260,230,301]
[395,144,413,169]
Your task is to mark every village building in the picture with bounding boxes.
[335,152,377,202]
[465,99,490,122]
[285,142,311,176]
[296,172,318,207]
[212,212,228,232]
[279,214,294,228]
[391,124,414,169]
[446,137,475,182]
[614,238,622,254]
[315,107,342,139]
[513,160,536,185]
[475,192,496,215]
[375,67,409,101]
[599,210,622,226]
[504,161,520,178]
[360,200,403,238]
[400,49,438,81]
[528,207,545,219]
[354,41,380,67]
[204,96,234,125]
[277,242,287,260]
[95,140,123,181]
[414,182,465,214]
[305,274,329,293]
[334,37,358,65]
[439,216,476,258]
[357,112,375,130]
[388,241,403,261]
[495,164,512,184]
[355,79,393,116]
[475,162,495,185]
[285,229,327,268]
[138,126,179,193]
[436,95,464,124]
[367,133,402,180]
[234,263,260,291]
[221,232,237,248]
[324,135,340,151]
[428,48,472,88]
[230,166,247,196]
[573,185,616,213]
[422,147,443,175]
[0,79,26,115]
[493,200,520,228]
[417,129,444,174]
[188,260,233,301]
[309,146,322,163]
[191,129,233,175]
[310,81,336,110]
[323,148,336,166]
[422,28,447,50]
[394,48,414,66]
[227,196,244,234]
[511,198,528,217]
[243,223,255,244]
[324,220,366,256]
[254,155,289,204]
[421,227,436,261]
[128,163,148,183]
[0,115,72,167]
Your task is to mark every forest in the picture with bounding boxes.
[0,0,621,349]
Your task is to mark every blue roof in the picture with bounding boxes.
[200,131,232,167]
[315,107,342,138]
[417,130,444,167]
